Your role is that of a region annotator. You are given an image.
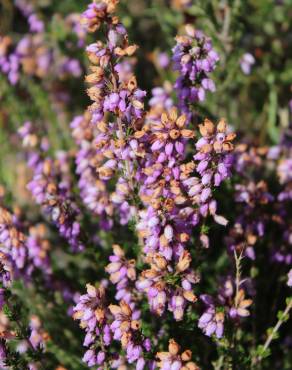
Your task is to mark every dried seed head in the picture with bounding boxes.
[168,339,180,355]
[176,250,192,272]
[169,129,180,140]
[161,112,169,125]
[217,118,227,133]
[120,301,132,316]
[176,114,187,128]
[169,107,178,121]
[181,349,192,361]
[131,320,141,330]
[199,119,215,136]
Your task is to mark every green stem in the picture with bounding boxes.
[253,298,292,366]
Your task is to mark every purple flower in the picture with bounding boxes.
[198,297,224,338]
[109,300,152,366]
[240,53,255,75]
[157,52,170,69]
[156,339,196,369]
[28,14,44,33]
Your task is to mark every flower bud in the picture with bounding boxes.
[164,225,174,241]
[176,114,187,128]
[176,251,191,272]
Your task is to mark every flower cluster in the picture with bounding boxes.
[0,1,82,86]
[73,283,154,369]
[198,299,225,338]
[80,0,147,229]
[131,113,236,323]
[84,23,144,125]
[0,36,20,85]
[109,300,153,368]
[27,157,85,252]
[0,208,27,276]
[105,244,136,303]
[135,108,195,255]
[26,224,51,277]
[230,181,273,258]
[136,251,198,320]
[0,207,51,284]
[186,118,235,221]
[17,315,49,355]
[81,0,119,32]
[198,276,253,339]
[19,122,85,252]
[73,284,112,368]
[74,2,235,336]
[29,315,49,350]
[71,112,113,230]
[172,24,219,116]
[156,339,199,370]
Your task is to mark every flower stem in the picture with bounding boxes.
[253,298,292,366]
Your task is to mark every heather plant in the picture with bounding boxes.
[0,0,291,369]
